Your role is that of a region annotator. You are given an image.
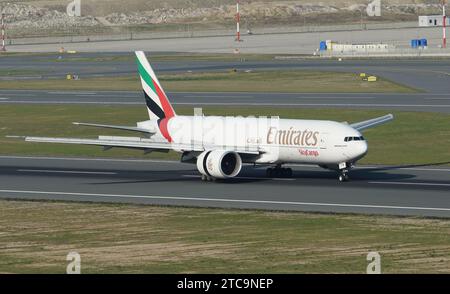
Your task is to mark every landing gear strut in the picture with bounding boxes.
[266,165,293,178]
[201,174,216,182]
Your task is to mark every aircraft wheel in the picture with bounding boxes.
[266,168,274,178]
[338,171,349,182]
[284,168,293,178]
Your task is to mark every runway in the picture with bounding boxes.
[0,156,449,218]
[1,89,450,112]
[1,54,450,112]
[1,54,450,93]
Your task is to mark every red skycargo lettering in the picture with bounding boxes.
[299,149,319,157]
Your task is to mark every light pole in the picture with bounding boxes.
[443,0,447,48]
[235,0,242,42]
[1,13,6,51]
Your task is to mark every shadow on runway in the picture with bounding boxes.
[356,161,450,172]
[89,165,418,185]
[2,162,442,186]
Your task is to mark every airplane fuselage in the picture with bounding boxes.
[139,115,368,167]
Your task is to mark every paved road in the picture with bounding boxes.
[0,156,449,217]
[7,26,447,54]
[1,90,450,113]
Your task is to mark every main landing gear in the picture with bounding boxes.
[201,174,216,182]
[266,165,293,178]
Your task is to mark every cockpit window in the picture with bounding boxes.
[344,136,365,142]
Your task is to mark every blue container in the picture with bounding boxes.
[411,39,418,48]
[420,38,427,47]
[319,41,327,51]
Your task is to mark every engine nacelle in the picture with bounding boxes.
[196,150,242,179]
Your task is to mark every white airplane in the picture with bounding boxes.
[23,51,394,182]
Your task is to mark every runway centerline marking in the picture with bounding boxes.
[17,169,117,175]
[48,91,97,95]
[370,181,450,187]
[0,189,449,212]
[0,155,180,164]
[0,98,9,100]
[2,101,450,108]
[0,101,141,105]
[172,102,450,108]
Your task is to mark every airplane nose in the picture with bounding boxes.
[360,141,368,156]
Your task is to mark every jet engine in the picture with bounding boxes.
[196,150,242,179]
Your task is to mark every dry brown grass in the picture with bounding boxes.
[1,200,449,273]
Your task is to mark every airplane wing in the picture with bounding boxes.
[350,114,394,131]
[22,136,261,155]
[24,135,201,153]
[72,122,156,135]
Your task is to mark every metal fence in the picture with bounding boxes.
[7,21,420,46]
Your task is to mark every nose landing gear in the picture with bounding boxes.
[338,169,349,182]
[337,162,352,182]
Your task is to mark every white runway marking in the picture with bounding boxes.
[75,94,137,98]
[362,167,450,172]
[289,164,450,172]
[0,155,180,164]
[0,189,449,212]
[184,95,256,99]
[370,181,450,187]
[0,101,141,105]
[0,93,36,96]
[18,169,117,175]
[48,91,97,95]
[184,96,378,100]
[173,102,450,108]
[2,101,449,108]
[0,98,9,100]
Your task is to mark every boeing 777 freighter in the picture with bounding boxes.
[22,51,394,182]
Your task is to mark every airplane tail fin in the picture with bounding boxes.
[135,51,176,121]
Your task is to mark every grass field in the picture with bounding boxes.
[0,71,418,93]
[0,105,449,166]
[0,199,449,273]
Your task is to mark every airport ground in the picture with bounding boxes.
[1,199,450,274]
[0,52,449,273]
[6,26,450,55]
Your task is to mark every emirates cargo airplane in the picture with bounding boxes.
[23,51,394,182]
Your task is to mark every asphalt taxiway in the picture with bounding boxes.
[1,90,449,113]
[0,156,449,218]
[1,54,450,92]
